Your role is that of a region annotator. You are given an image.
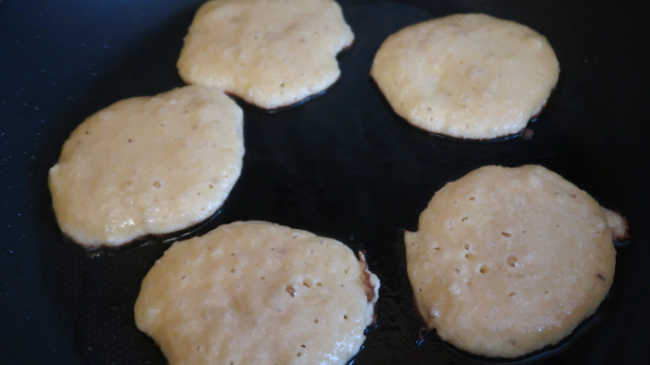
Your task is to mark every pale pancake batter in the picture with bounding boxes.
[405,165,626,357]
[178,0,354,109]
[135,221,380,365]
[49,86,244,247]
[371,14,559,139]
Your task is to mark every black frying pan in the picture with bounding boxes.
[1,0,648,364]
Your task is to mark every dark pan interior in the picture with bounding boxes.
[1,1,647,364]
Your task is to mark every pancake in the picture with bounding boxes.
[48,86,244,247]
[405,165,626,357]
[134,221,380,365]
[371,13,559,139]
[177,0,354,110]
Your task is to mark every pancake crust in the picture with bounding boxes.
[371,14,559,139]
[405,165,625,357]
[48,86,244,247]
[135,221,380,365]
[177,0,354,110]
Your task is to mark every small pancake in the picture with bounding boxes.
[48,86,244,247]
[371,14,559,139]
[134,221,380,365]
[405,165,626,358]
[177,0,354,110]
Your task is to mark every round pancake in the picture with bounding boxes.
[177,0,354,110]
[371,14,559,139]
[48,86,244,247]
[134,221,380,365]
[405,165,626,358]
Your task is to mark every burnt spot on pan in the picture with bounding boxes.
[521,128,535,140]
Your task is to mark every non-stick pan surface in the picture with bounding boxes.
[1,0,647,364]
